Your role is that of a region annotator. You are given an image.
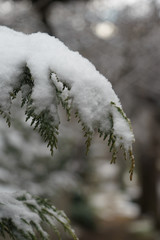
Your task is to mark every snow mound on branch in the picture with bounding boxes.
[0,192,43,234]
[0,191,78,240]
[0,26,134,152]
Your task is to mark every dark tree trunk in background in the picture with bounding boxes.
[13,0,89,35]
[32,0,54,35]
[139,106,160,229]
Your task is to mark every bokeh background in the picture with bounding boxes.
[0,0,160,239]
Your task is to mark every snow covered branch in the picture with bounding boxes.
[0,26,135,178]
[0,191,78,240]
[0,26,135,240]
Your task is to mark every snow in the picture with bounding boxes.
[0,191,41,234]
[90,191,140,220]
[0,26,134,151]
[0,191,77,239]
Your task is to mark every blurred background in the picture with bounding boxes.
[0,0,160,239]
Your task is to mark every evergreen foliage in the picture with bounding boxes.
[5,65,135,179]
[0,192,78,240]
[0,61,135,239]
[0,27,135,240]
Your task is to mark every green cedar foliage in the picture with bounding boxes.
[0,60,135,240]
[0,192,78,240]
[4,65,135,179]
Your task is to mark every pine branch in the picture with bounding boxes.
[0,65,135,179]
[0,192,78,240]
[0,27,135,179]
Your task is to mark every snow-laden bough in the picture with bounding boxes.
[0,191,78,240]
[0,26,135,180]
